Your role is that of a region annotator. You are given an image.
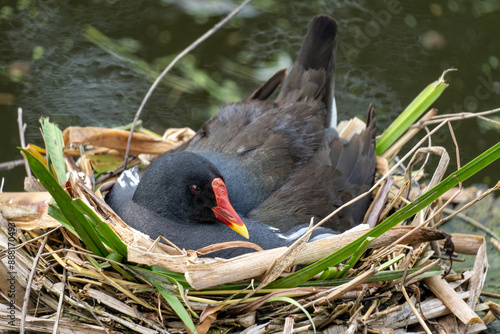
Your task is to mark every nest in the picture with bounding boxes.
[1,108,499,334]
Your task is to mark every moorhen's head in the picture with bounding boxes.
[132,151,249,238]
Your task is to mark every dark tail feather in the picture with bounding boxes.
[349,104,376,186]
[247,68,287,101]
[330,104,376,187]
[326,104,376,226]
[277,15,337,127]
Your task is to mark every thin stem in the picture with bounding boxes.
[20,234,50,334]
[416,107,500,126]
[17,108,31,178]
[52,267,67,334]
[124,0,255,168]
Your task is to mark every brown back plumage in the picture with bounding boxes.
[180,15,375,233]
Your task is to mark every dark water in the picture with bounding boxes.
[1,0,500,326]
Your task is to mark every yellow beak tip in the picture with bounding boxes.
[230,224,250,239]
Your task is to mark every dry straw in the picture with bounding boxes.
[1,101,500,332]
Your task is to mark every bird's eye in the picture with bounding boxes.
[190,184,202,194]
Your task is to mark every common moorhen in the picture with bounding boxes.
[107,15,376,258]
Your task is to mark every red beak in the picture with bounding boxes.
[211,178,249,239]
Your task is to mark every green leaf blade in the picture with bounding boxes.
[73,199,128,257]
[132,267,197,333]
[268,296,316,333]
[21,148,109,257]
[40,117,67,184]
[376,70,452,155]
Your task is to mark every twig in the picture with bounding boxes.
[283,316,294,334]
[346,305,362,334]
[9,226,61,253]
[66,284,110,333]
[481,292,500,299]
[156,291,165,330]
[378,180,409,223]
[360,299,378,323]
[53,267,67,334]
[0,159,25,171]
[407,120,458,226]
[417,125,433,181]
[448,121,461,171]
[0,289,22,310]
[375,120,462,254]
[404,259,441,285]
[124,0,255,168]
[416,107,500,126]
[436,181,500,228]
[424,275,482,324]
[441,207,500,243]
[17,107,31,178]
[401,285,432,334]
[478,115,500,127]
[20,234,49,334]
[376,188,459,261]
[397,246,414,286]
[350,284,367,316]
[317,269,377,306]
[402,146,449,226]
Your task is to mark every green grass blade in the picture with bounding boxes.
[129,266,177,287]
[151,266,191,286]
[377,254,405,271]
[131,266,197,333]
[268,296,316,333]
[49,201,128,261]
[376,70,453,155]
[72,198,128,257]
[269,141,500,288]
[21,148,109,257]
[86,254,103,270]
[154,282,197,334]
[173,278,198,319]
[318,237,374,281]
[89,252,136,282]
[105,253,136,281]
[334,237,374,279]
[130,265,190,288]
[146,268,197,317]
[317,266,340,281]
[40,117,67,184]
[47,204,79,237]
